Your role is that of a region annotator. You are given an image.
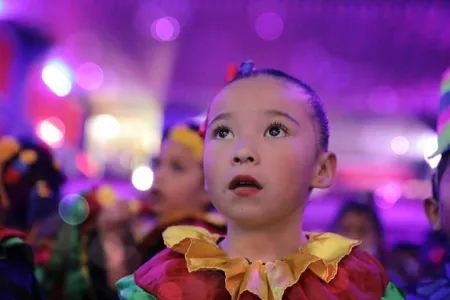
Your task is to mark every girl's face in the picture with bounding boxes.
[203,76,336,227]
[335,212,380,256]
[148,140,208,214]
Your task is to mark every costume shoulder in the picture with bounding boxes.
[338,248,405,299]
[117,247,228,300]
[0,226,32,265]
[0,226,27,242]
[0,227,44,300]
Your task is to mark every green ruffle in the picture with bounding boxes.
[381,281,406,300]
[116,274,158,300]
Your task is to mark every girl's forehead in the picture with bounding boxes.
[210,77,309,114]
[160,140,195,160]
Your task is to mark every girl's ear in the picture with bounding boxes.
[424,197,443,231]
[311,152,337,189]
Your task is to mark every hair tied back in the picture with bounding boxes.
[239,60,255,76]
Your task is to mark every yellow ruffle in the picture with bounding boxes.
[163,225,360,300]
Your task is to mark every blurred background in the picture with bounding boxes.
[1,0,449,246]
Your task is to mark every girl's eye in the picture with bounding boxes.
[264,122,288,138]
[212,126,234,140]
[171,161,185,173]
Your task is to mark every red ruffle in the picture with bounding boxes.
[134,247,389,300]
[0,226,27,241]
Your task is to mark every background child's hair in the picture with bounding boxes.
[162,121,201,141]
[331,195,384,238]
[221,61,329,151]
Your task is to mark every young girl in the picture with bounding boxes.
[117,61,404,299]
[136,122,227,262]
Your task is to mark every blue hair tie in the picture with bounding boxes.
[239,60,255,75]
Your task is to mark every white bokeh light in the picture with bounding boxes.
[41,60,73,97]
[88,114,121,141]
[420,135,442,169]
[131,166,154,191]
[390,136,410,155]
[36,117,65,148]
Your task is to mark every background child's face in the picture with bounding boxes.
[203,76,334,226]
[148,140,208,214]
[335,211,381,256]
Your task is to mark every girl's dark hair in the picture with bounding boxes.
[432,151,450,200]
[227,67,330,151]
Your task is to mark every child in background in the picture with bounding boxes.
[0,135,65,300]
[35,185,145,300]
[0,136,66,234]
[408,68,450,299]
[117,61,404,300]
[331,195,387,263]
[136,121,226,262]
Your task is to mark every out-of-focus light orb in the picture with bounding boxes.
[390,136,409,155]
[140,131,161,153]
[421,135,442,169]
[59,194,89,225]
[88,114,120,140]
[151,17,180,41]
[255,12,284,41]
[131,166,154,191]
[375,182,402,209]
[36,117,65,148]
[41,60,73,97]
[75,152,99,178]
[76,62,104,91]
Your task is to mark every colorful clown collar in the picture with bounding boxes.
[168,125,204,162]
[161,225,360,300]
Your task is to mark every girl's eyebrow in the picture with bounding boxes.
[208,112,232,127]
[208,110,300,127]
[265,110,300,126]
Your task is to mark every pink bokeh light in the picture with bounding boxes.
[76,62,104,91]
[36,117,65,148]
[375,182,402,209]
[151,17,180,41]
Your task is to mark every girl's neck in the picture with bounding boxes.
[220,208,306,263]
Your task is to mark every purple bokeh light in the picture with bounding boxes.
[151,17,180,41]
[255,12,284,41]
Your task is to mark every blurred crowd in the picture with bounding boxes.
[0,119,449,299]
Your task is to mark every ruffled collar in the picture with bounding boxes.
[163,225,360,300]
